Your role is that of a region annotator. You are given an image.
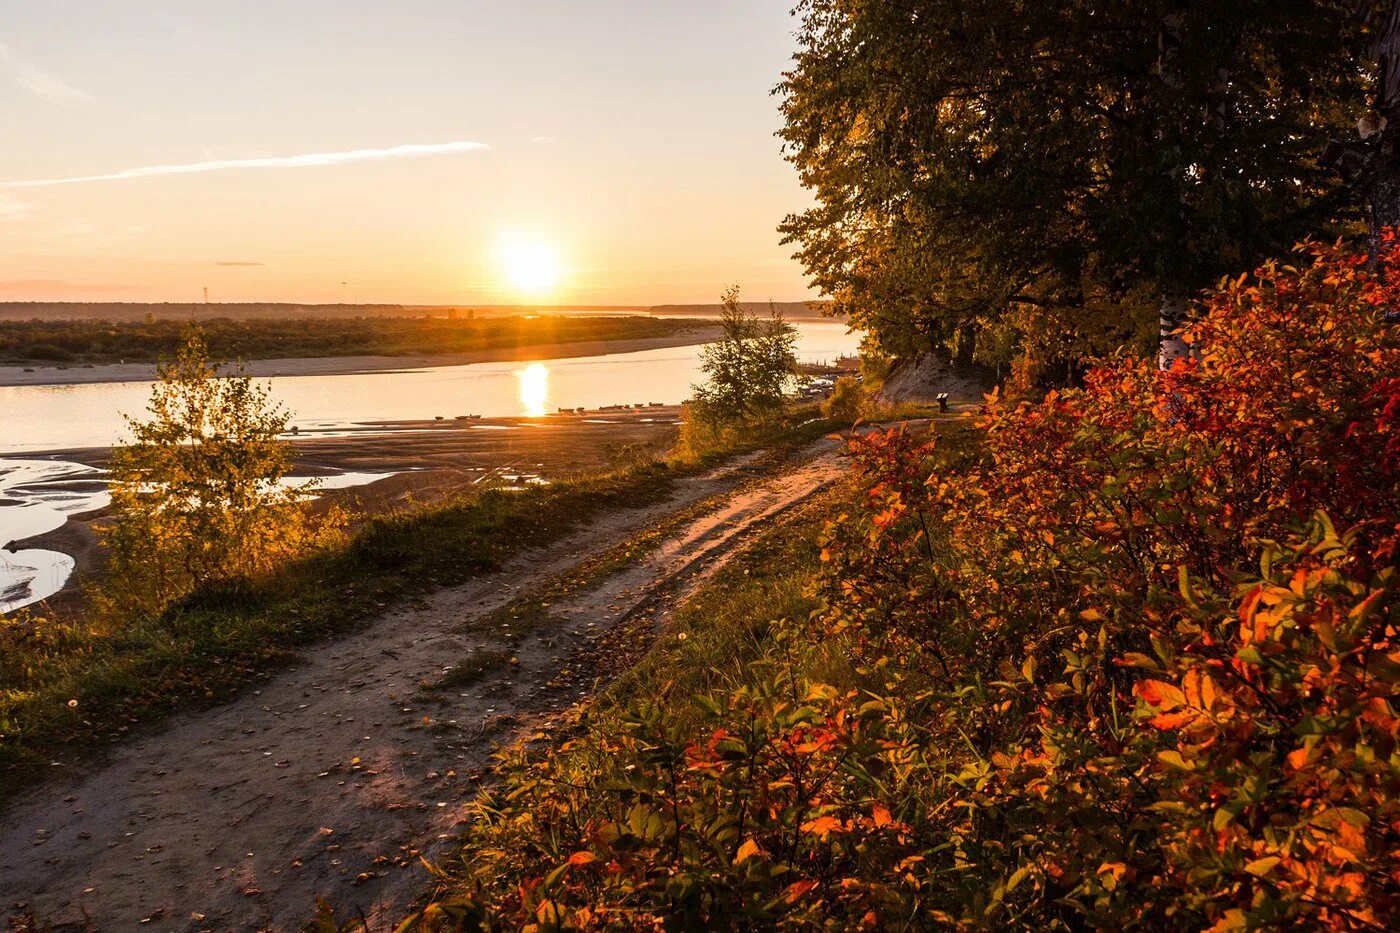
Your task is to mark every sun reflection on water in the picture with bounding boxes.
[516,362,550,417]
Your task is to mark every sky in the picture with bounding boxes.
[0,1,816,305]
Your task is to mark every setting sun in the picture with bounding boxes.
[495,232,562,297]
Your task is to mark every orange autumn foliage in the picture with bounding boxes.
[399,237,1398,930]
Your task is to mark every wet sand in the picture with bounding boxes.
[11,409,688,612]
[0,328,721,387]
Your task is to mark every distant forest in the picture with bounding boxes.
[648,300,830,320]
[0,300,830,323]
[0,314,705,366]
[0,302,417,323]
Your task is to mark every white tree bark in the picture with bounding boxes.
[1158,295,1190,370]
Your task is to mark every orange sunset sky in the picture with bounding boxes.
[0,1,816,306]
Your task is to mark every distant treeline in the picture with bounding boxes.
[0,302,411,323]
[0,315,705,365]
[648,300,830,320]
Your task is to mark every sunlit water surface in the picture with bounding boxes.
[0,459,107,613]
[0,322,860,612]
[0,322,859,452]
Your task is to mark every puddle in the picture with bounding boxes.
[0,550,75,614]
[0,459,109,615]
[290,471,399,491]
[0,459,397,614]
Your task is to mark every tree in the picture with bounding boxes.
[97,329,338,617]
[690,286,799,424]
[1325,1,1400,260]
[779,1,1379,378]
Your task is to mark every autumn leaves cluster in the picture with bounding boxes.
[408,238,1397,930]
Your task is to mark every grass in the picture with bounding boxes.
[412,477,848,911]
[446,411,979,777]
[0,406,853,790]
[594,485,841,720]
[423,647,516,693]
[478,421,849,638]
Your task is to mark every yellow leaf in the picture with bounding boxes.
[1245,856,1281,877]
[801,815,843,837]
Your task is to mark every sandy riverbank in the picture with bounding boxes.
[0,328,722,387]
[7,409,690,613]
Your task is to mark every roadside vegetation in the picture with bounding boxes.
[10,6,1400,927]
[0,314,706,366]
[0,320,849,784]
[0,459,674,780]
[399,238,1398,929]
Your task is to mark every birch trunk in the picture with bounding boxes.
[1158,295,1190,370]
[1369,167,1400,261]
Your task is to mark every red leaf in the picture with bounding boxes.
[1134,679,1186,710]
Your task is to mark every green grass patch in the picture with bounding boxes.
[423,647,516,693]
[595,486,841,721]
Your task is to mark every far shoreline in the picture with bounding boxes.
[0,326,724,388]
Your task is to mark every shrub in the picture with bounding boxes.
[21,342,74,361]
[821,375,863,421]
[406,236,1399,929]
[810,235,1400,927]
[691,286,799,423]
[95,329,342,619]
[677,287,800,461]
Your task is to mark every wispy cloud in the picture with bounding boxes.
[0,42,93,104]
[16,66,92,103]
[0,140,491,189]
[215,261,264,267]
[0,193,26,222]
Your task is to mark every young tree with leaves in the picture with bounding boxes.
[98,329,338,618]
[678,287,800,457]
[691,286,799,424]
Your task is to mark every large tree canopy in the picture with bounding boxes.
[779,1,1379,378]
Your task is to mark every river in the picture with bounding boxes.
[0,321,857,453]
[0,321,860,612]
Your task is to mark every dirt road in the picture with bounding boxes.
[0,439,848,931]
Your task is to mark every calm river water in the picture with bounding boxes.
[0,321,858,454]
[0,320,859,611]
